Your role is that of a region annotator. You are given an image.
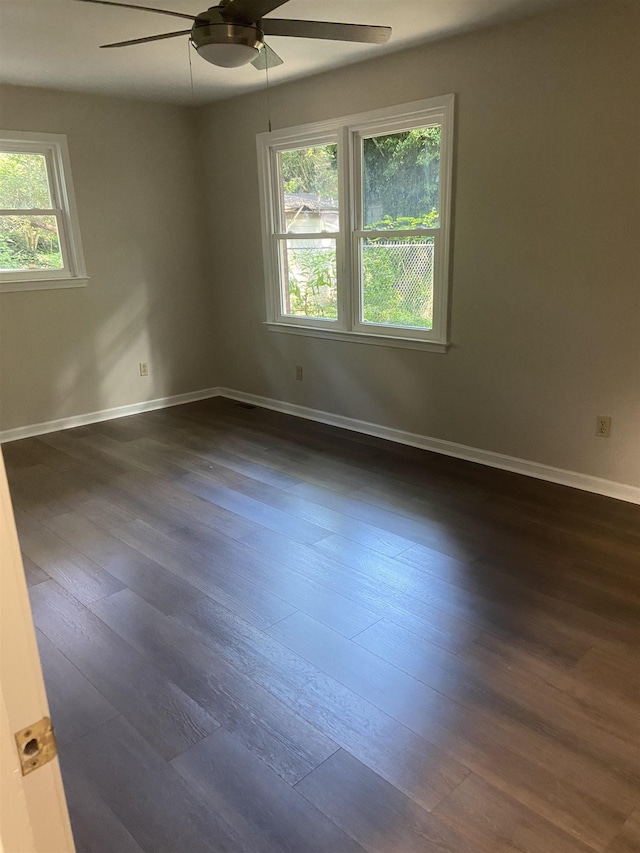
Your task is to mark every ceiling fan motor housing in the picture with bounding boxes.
[191,19,264,67]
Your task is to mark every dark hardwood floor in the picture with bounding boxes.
[4,397,640,853]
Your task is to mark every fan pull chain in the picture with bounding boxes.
[265,57,272,133]
[187,39,195,103]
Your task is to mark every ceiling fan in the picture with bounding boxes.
[72,0,392,69]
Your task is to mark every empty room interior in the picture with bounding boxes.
[1,0,639,851]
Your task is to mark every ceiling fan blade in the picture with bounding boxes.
[71,0,196,22]
[100,29,191,47]
[222,0,289,25]
[261,19,392,44]
[251,42,283,70]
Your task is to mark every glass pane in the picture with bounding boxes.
[0,152,52,209]
[279,145,339,233]
[0,215,63,271]
[363,126,441,230]
[362,236,434,329]
[280,239,337,319]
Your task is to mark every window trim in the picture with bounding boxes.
[0,130,88,293]
[257,94,454,351]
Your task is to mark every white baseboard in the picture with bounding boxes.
[1,384,638,504]
[217,387,640,505]
[0,387,219,444]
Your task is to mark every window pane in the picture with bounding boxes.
[0,153,52,209]
[363,127,441,230]
[280,239,337,319]
[279,145,339,233]
[0,215,63,271]
[362,236,434,329]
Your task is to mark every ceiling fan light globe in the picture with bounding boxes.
[196,41,259,66]
[191,22,262,67]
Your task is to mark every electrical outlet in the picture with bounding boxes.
[295,366,303,381]
[596,415,611,437]
[139,362,149,377]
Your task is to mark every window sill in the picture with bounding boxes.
[265,322,449,353]
[0,277,89,294]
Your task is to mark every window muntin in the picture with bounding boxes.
[258,96,453,349]
[0,132,87,290]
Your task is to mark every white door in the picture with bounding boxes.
[0,451,76,853]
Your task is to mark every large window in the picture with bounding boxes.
[257,95,454,351]
[0,131,87,292]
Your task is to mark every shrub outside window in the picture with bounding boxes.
[0,131,87,292]
[257,95,454,351]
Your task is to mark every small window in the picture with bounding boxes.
[0,131,87,292]
[257,95,454,351]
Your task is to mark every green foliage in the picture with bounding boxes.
[0,153,51,208]
[362,241,433,329]
[287,246,337,319]
[366,211,439,231]
[363,127,441,224]
[0,153,62,270]
[280,145,338,203]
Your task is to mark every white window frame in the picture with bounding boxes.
[0,131,88,293]
[257,94,454,352]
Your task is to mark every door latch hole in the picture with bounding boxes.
[23,737,39,757]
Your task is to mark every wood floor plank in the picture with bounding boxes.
[400,544,640,649]
[3,436,73,472]
[43,509,293,633]
[29,580,220,759]
[21,553,49,587]
[110,517,297,628]
[431,772,599,853]
[61,716,244,853]
[177,469,331,545]
[144,431,303,489]
[35,629,118,747]
[574,644,640,705]
[267,610,636,849]
[314,533,597,666]
[17,510,124,605]
[103,575,469,813]
[112,514,379,637]
[354,618,640,755]
[90,587,339,785]
[141,433,419,557]
[159,519,382,637]
[172,729,364,853]
[38,430,134,479]
[459,631,640,746]
[606,810,640,853]
[8,462,77,520]
[241,526,481,652]
[112,468,262,541]
[295,748,485,853]
[288,480,486,561]
[60,760,146,853]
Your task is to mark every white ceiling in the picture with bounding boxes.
[0,0,579,105]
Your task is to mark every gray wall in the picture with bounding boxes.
[1,0,638,489]
[196,0,640,487]
[0,86,213,430]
